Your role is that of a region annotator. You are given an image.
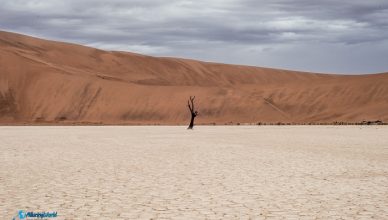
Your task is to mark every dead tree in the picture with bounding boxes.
[187,96,198,129]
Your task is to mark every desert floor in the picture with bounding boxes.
[1,126,387,219]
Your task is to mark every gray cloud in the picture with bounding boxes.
[1,0,388,73]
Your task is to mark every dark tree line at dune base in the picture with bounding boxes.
[200,121,386,126]
[184,96,385,128]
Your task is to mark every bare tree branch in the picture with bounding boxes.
[187,100,192,112]
[190,96,195,112]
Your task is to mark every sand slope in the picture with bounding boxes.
[1,30,387,124]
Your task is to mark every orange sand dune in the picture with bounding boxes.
[1,30,387,125]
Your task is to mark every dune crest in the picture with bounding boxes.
[1,30,387,124]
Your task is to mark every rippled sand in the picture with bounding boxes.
[1,126,388,219]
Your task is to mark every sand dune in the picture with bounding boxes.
[1,30,387,124]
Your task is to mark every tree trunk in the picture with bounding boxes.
[188,114,195,129]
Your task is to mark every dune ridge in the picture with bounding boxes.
[1,30,387,125]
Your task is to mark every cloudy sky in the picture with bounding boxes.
[1,0,388,74]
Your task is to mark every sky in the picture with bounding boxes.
[1,0,388,74]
